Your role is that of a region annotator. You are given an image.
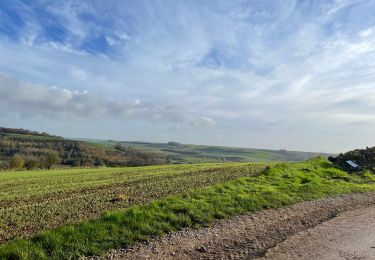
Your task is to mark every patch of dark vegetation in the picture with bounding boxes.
[329,146,375,174]
[0,127,58,138]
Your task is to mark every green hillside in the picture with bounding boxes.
[85,139,332,163]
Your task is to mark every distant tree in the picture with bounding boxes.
[115,143,124,151]
[9,154,25,169]
[44,151,59,169]
[94,157,105,166]
[168,141,181,146]
[72,159,81,167]
[25,156,39,170]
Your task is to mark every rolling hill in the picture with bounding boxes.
[0,126,332,170]
[83,139,332,163]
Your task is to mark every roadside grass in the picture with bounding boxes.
[0,157,374,259]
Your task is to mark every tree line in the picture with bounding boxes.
[0,135,168,170]
[0,127,58,137]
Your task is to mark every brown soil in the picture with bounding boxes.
[99,192,375,260]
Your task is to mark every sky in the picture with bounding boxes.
[0,0,375,153]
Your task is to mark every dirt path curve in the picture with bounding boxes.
[102,192,375,260]
[262,205,375,260]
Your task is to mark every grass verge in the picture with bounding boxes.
[1,158,374,259]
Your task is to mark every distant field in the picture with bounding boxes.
[85,139,331,163]
[0,163,265,243]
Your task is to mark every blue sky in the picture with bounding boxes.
[0,0,375,152]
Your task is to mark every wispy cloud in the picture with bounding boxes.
[0,0,375,152]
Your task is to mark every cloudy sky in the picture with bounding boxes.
[0,0,374,153]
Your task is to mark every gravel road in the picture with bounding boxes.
[99,192,375,260]
[262,205,375,260]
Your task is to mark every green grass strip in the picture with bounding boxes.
[1,158,374,259]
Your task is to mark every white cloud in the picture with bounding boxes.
[0,74,215,128]
[0,0,375,152]
[359,27,375,38]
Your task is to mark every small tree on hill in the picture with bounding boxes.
[25,156,39,170]
[44,152,59,169]
[9,154,25,169]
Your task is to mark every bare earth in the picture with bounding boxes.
[262,205,375,260]
[99,192,375,260]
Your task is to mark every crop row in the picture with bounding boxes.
[0,163,266,243]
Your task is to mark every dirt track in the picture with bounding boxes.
[262,205,375,260]
[102,192,375,260]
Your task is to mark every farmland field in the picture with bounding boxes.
[0,158,374,259]
[0,163,265,243]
